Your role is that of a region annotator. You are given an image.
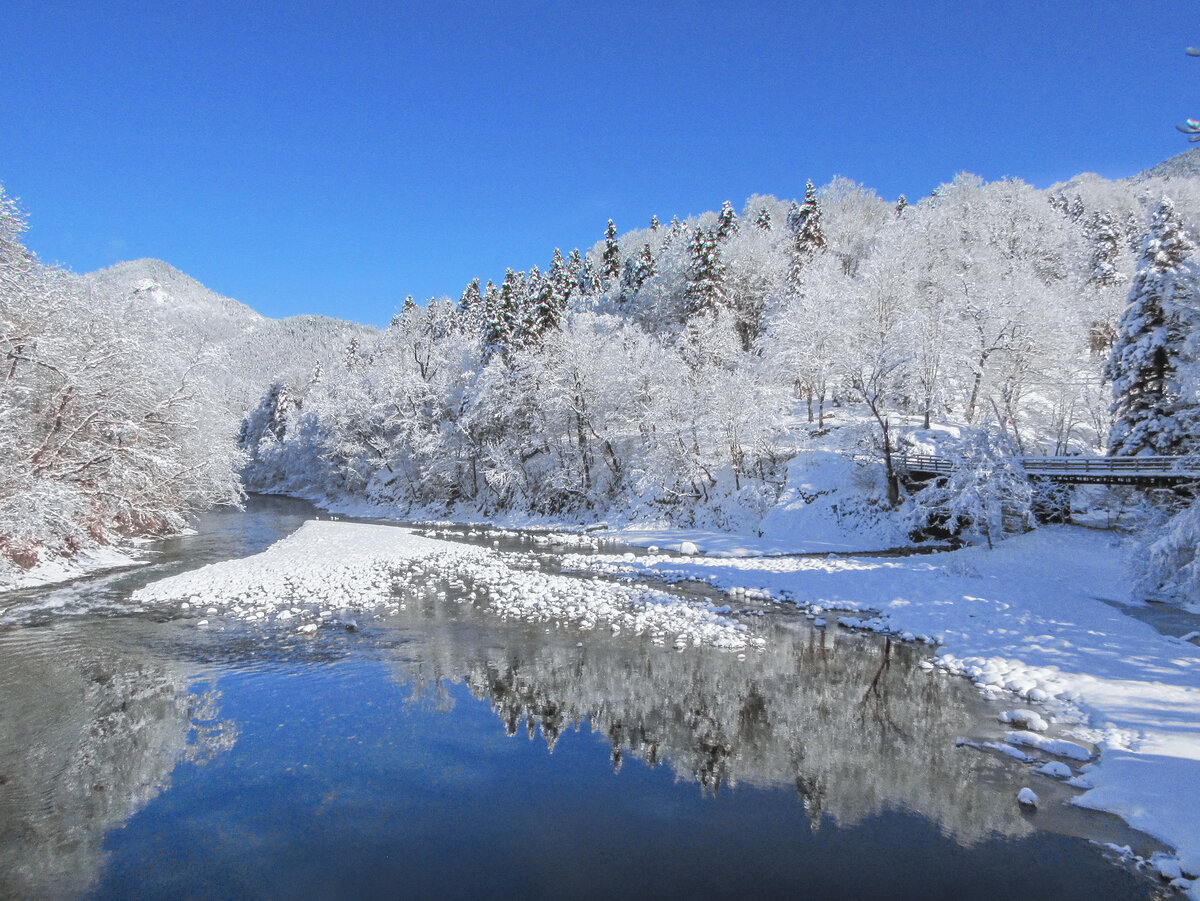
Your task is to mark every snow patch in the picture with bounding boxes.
[132,521,760,652]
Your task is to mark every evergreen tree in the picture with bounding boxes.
[685,228,726,318]
[530,278,563,338]
[1105,198,1200,456]
[401,294,418,320]
[602,219,621,285]
[895,194,908,216]
[344,336,365,371]
[632,243,656,290]
[482,279,504,347]
[754,207,772,230]
[796,180,826,253]
[716,200,738,241]
[567,248,585,295]
[548,248,573,309]
[498,269,524,346]
[786,201,802,234]
[525,264,564,339]
[650,214,660,231]
[786,181,826,285]
[1067,194,1085,223]
[1089,210,1123,286]
[458,278,482,331]
[522,265,545,337]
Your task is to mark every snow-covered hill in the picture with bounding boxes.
[1130,147,1200,183]
[86,259,376,415]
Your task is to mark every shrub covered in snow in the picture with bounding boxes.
[905,431,1034,548]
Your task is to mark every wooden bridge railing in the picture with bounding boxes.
[902,454,1200,484]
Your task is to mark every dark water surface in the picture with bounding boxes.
[0,498,1167,900]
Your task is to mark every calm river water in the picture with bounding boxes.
[0,497,1168,900]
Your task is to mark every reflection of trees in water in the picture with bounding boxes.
[0,625,235,901]
[400,616,1032,846]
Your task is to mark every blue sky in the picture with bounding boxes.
[4,0,1198,326]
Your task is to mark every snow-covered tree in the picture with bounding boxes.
[906,430,1034,549]
[1089,210,1123,286]
[0,185,242,571]
[684,228,726,320]
[716,201,738,241]
[602,219,621,286]
[1105,197,1200,456]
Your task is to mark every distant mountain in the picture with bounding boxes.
[1128,147,1200,183]
[86,259,375,415]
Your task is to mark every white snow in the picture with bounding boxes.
[1036,761,1074,780]
[1017,787,1039,808]
[0,545,141,594]
[132,520,761,652]
[998,709,1049,732]
[1004,731,1093,762]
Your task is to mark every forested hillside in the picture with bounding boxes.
[5,152,1200,600]
[0,192,371,582]
[0,190,242,572]
[238,165,1200,560]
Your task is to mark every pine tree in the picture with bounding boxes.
[401,294,418,319]
[650,214,660,231]
[716,200,738,241]
[786,201,802,234]
[522,265,544,338]
[567,248,585,295]
[796,180,826,253]
[786,181,826,285]
[1105,197,1199,456]
[754,207,772,230]
[602,219,621,285]
[458,278,482,331]
[1089,210,1122,286]
[482,279,504,348]
[632,243,656,289]
[895,194,908,217]
[1068,195,1085,222]
[548,247,573,309]
[498,269,524,347]
[685,228,726,318]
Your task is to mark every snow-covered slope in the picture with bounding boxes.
[86,259,376,414]
[1130,147,1200,183]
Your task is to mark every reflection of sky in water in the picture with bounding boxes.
[0,500,1162,900]
[93,626,1154,901]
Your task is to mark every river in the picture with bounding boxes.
[0,497,1168,899]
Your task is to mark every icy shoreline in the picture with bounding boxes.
[0,544,147,596]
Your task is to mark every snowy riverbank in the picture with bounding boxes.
[548,523,1200,895]
[0,544,146,595]
[132,520,761,652]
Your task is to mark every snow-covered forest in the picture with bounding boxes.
[236,165,1200,595]
[0,190,241,568]
[0,187,367,579]
[4,154,1200,600]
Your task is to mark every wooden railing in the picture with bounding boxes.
[902,453,1200,484]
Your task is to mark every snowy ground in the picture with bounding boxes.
[0,545,146,594]
[550,523,1200,896]
[132,521,761,652]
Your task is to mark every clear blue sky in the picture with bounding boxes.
[4,0,1197,326]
